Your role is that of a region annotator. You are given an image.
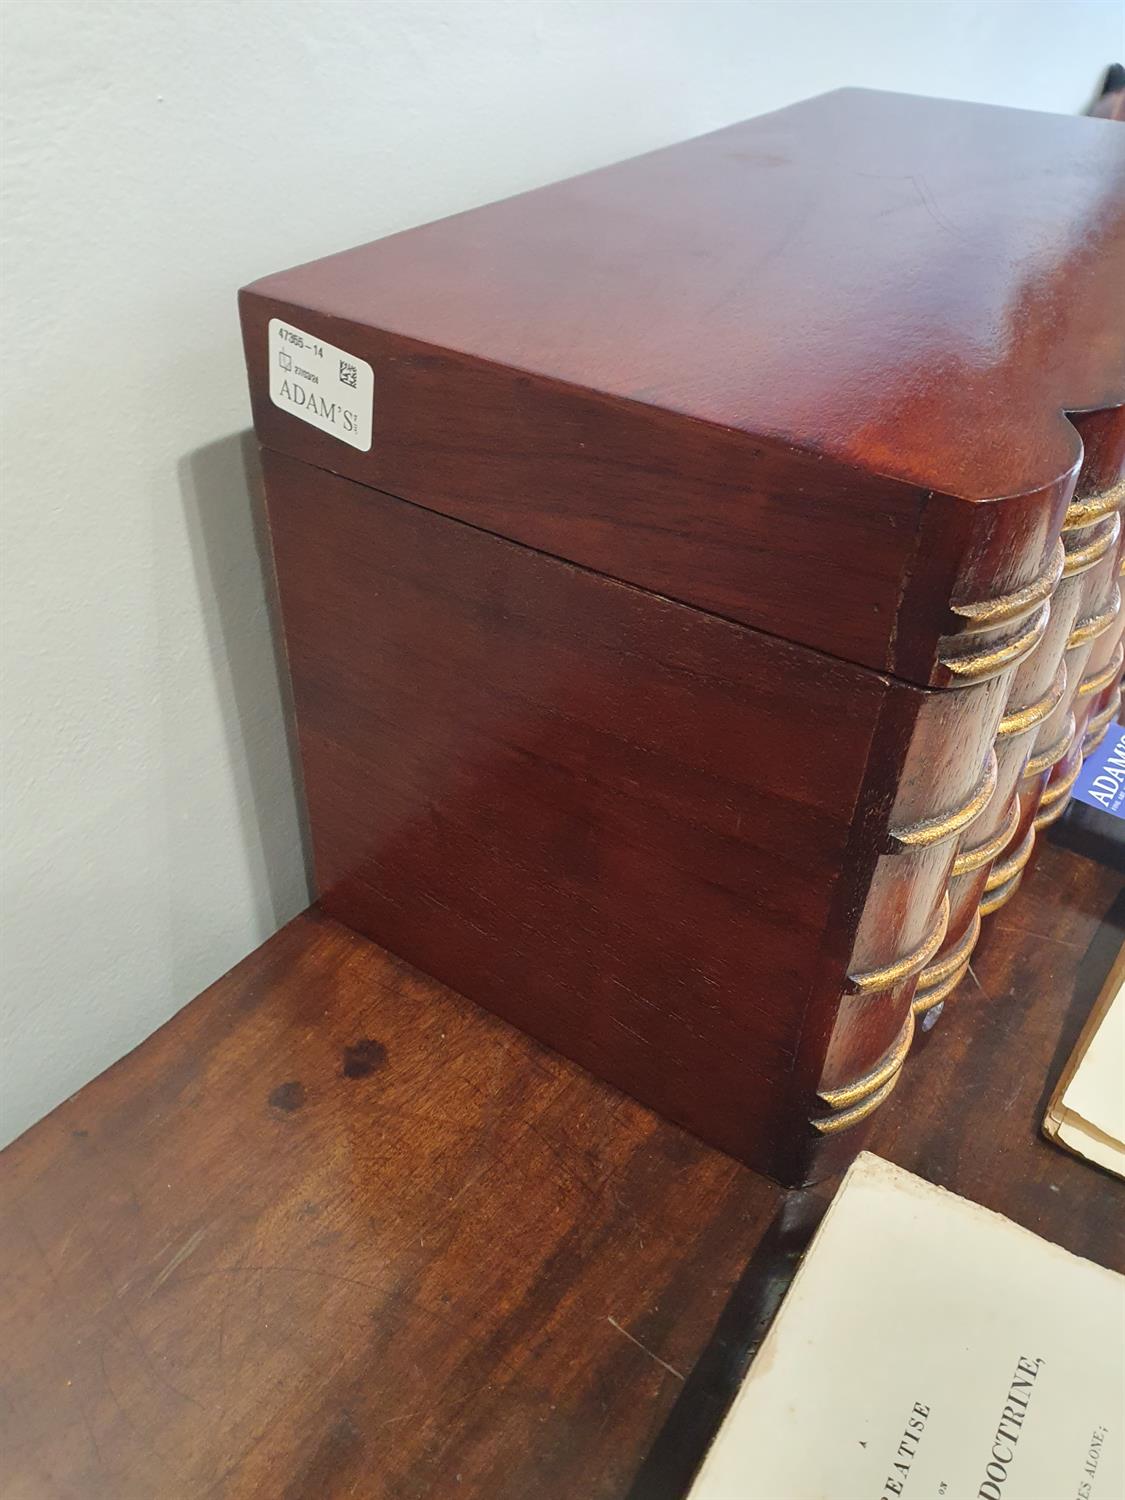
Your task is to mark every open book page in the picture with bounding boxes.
[688,1153,1123,1500]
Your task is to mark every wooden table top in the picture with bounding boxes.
[2,837,1122,1499]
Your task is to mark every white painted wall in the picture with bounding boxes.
[1,0,1120,1146]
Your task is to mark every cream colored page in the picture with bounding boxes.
[690,1154,1124,1500]
[1062,983,1125,1147]
[1056,1110,1125,1177]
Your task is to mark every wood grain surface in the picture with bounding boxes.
[241,89,1125,684]
[1,838,1121,1499]
[262,450,1023,1182]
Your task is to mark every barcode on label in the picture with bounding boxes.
[267,319,374,451]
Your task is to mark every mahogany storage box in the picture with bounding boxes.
[241,89,1125,1186]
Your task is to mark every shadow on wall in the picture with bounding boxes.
[176,432,313,941]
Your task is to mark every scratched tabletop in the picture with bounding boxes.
[1,838,1121,1499]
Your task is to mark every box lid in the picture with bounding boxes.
[240,88,1125,688]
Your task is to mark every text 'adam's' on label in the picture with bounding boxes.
[268,317,373,451]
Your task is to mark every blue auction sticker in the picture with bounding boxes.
[1072,717,1125,818]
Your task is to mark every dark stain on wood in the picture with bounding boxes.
[0,840,1119,1498]
[269,1080,307,1112]
[341,1038,388,1079]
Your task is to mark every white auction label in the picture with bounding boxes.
[268,318,373,451]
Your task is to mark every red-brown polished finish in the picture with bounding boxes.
[242,89,1125,685]
[242,89,1125,1182]
[0,842,1121,1499]
[913,402,1125,1017]
[263,450,1012,1181]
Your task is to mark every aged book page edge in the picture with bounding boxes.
[1044,944,1125,1177]
[1048,1103,1125,1178]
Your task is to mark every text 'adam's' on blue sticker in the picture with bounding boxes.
[1073,719,1125,819]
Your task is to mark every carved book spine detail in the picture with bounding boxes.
[911,542,1071,1017]
[1016,438,1125,845]
[912,411,1125,1023]
[814,417,1123,1134]
[805,662,1017,1144]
